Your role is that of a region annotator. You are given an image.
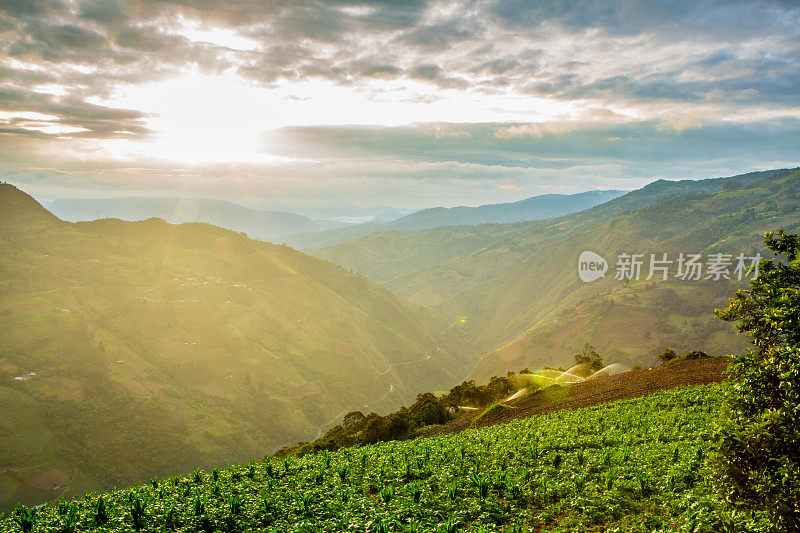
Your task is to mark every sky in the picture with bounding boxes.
[0,0,799,212]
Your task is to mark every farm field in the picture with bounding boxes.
[0,383,764,532]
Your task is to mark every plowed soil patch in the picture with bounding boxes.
[421,356,729,437]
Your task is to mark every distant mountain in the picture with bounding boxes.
[314,169,784,293]
[311,168,798,374]
[47,197,349,241]
[0,185,475,511]
[286,189,626,249]
[466,168,800,378]
[389,190,626,230]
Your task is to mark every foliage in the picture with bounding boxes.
[714,229,800,531]
[11,506,35,533]
[0,385,770,532]
[574,343,604,372]
[658,349,677,364]
[280,373,522,456]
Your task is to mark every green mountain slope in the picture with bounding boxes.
[0,185,475,511]
[310,168,798,373]
[286,189,626,250]
[315,169,788,307]
[465,168,800,378]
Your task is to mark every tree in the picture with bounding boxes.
[658,348,677,364]
[410,393,448,426]
[343,411,366,429]
[714,229,800,531]
[574,343,604,372]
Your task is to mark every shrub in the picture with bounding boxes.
[658,348,677,364]
[12,506,36,533]
[714,229,800,531]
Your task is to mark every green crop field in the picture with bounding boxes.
[0,384,767,532]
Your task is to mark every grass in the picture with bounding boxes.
[0,384,769,532]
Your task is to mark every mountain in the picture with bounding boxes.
[47,197,348,242]
[310,168,798,373]
[313,169,782,299]
[285,189,626,249]
[465,168,800,379]
[0,185,475,511]
[387,189,626,230]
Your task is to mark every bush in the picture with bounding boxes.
[714,229,800,531]
[574,343,604,372]
[658,349,677,364]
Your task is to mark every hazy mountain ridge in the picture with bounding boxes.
[462,168,800,377]
[286,189,626,249]
[47,197,349,242]
[307,168,799,374]
[0,185,476,511]
[314,169,790,302]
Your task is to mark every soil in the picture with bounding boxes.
[420,356,730,437]
[25,469,69,492]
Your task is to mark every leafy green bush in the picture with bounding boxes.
[12,506,35,533]
[715,229,800,531]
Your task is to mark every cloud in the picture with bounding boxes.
[655,110,719,133]
[494,122,579,139]
[0,0,798,208]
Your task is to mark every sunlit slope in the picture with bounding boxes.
[466,168,800,379]
[0,184,475,511]
[315,169,788,307]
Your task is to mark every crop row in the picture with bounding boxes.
[0,384,742,532]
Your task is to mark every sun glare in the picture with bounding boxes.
[175,17,260,51]
[88,68,584,165]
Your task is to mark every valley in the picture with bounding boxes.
[0,185,475,511]
[1,168,798,529]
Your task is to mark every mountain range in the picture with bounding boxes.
[2,166,798,512]
[47,197,349,242]
[285,189,626,249]
[313,168,799,377]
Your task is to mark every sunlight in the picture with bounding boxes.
[175,17,260,51]
[88,70,582,165]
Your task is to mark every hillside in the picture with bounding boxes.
[311,169,798,373]
[0,382,752,532]
[463,168,800,378]
[47,197,347,242]
[0,185,476,512]
[286,189,625,250]
[425,357,729,437]
[315,169,785,294]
